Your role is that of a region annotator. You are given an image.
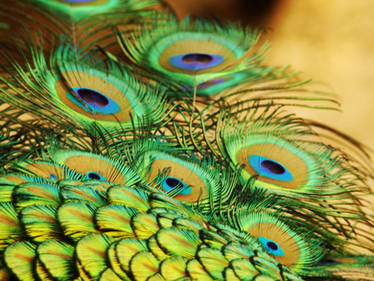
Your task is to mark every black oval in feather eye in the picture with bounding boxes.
[261,160,285,175]
[182,54,213,64]
[86,172,103,180]
[69,87,119,114]
[267,241,278,250]
[77,88,109,107]
[165,177,180,188]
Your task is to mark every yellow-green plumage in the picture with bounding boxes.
[0,174,302,281]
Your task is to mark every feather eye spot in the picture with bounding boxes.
[182,53,213,64]
[162,177,192,195]
[146,157,210,202]
[49,174,58,180]
[169,53,224,71]
[86,172,106,181]
[259,236,285,257]
[261,160,285,175]
[267,241,278,250]
[54,68,164,124]
[165,177,180,189]
[249,155,293,182]
[69,87,120,114]
[78,88,109,107]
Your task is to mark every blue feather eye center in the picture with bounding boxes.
[49,173,57,180]
[169,53,224,71]
[68,87,120,114]
[86,172,106,181]
[249,155,294,182]
[162,177,192,195]
[258,236,285,257]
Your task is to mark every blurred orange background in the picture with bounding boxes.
[167,0,374,148]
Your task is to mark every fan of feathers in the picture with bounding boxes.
[0,0,373,280]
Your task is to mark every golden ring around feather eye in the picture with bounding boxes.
[63,155,127,184]
[237,143,309,189]
[55,70,134,122]
[56,0,108,6]
[149,159,207,203]
[160,39,237,74]
[247,222,300,266]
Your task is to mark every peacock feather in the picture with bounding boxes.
[117,13,271,96]
[0,0,373,280]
